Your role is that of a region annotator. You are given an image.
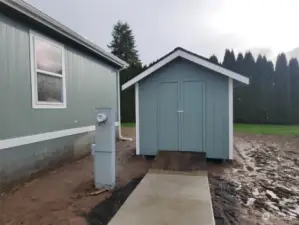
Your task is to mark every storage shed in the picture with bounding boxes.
[122,48,249,159]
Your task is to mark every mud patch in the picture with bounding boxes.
[209,175,242,225]
[210,134,299,225]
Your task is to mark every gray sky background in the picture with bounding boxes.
[26,0,299,64]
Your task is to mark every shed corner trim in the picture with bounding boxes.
[229,78,234,160]
[135,83,140,155]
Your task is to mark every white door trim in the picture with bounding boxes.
[228,78,233,159]
[0,125,96,150]
[135,83,140,155]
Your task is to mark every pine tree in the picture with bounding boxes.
[242,52,256,123]
[263,59,275,123]
[222,49,297,124]
[222,49,230,67]
[222,49,236,71]
[274,53,291,124]
[233,53,245,122]
[289,58,299,123]
[108,21,142,123]
[209,55,219,64]
[108,21,141,67]
[235,53,244,74]
[254,55,273,123]
[243,52,256,78]
[254,55,265,123]
[230,50,236,70]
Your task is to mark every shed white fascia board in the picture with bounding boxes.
[122,49,249,90]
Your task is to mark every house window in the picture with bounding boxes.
[30,31,66,109]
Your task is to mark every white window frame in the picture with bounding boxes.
[29,31,67,109]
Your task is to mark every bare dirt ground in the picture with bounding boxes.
[0,127,151,225]
[1,129,299,225]
[210,133,299,225]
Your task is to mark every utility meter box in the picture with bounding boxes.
[94,107,115,189]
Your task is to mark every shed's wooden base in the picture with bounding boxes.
[151,150,207,172]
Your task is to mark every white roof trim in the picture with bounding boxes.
[122,49,249,90]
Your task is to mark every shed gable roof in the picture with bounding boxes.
[122,47,249,90]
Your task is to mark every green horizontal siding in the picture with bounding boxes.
[0,12,117,140]
[0,132,93,190]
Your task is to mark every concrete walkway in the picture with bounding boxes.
[108,170,215,225]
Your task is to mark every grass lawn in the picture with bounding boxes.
[122,123,136,127]
[234,123,299,136]
[123,122,299,136]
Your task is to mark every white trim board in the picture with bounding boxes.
[122,48,249,90]
[228,78,233,160]
[0,126,95,150]
[135,83,140,155]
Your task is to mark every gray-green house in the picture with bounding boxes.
[0,0,127,188]
[122,48,249,159]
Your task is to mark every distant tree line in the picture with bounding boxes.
[108,21,299,124]
[213,50,299,124]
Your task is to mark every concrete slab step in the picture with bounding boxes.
[108,151,215,225]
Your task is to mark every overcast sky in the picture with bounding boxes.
[26,0,299,64]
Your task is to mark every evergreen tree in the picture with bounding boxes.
[235,53,244,74]
[230,50,236,70]
[119,64,143,122]
[209,55,219,64]
[243,52,256,78]
[222,49,236,71]
[254,55,273,123]
[233,53,245,122]
[263,59,275,123]
[108,21,141,67]
[253,55,265,123]
[275,53,291,123]
[222,50,298,125]
[108,21,142,123]
[289,58,299,123]
[242,52,256,123]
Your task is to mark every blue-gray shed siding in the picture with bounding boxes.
[0,12,118,187]
[139,58,229,159]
